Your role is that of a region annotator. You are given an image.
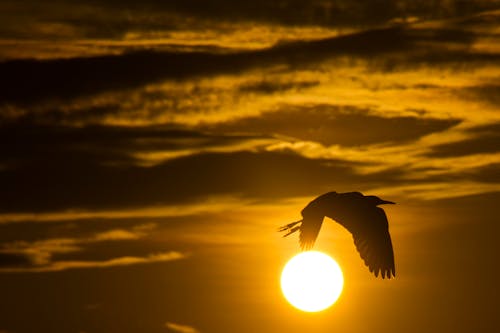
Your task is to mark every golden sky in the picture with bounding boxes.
[0,1,499,332]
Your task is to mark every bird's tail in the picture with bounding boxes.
[278,220,302,237]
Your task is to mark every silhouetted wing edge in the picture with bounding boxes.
[353,228,395,278]
[351,208,395,279]
[299,216,324,251]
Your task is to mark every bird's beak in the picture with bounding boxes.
[381,200,395,205]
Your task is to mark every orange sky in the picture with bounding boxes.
[0,1,499,332]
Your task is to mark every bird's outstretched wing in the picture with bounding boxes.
[299,216,324,250]
[348,208,395,278]
[281,191,396,279]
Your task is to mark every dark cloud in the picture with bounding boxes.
[0,253,31,268]
[0,124,269,166]
[204,104,460,146]
[0,150,365,213]
[426,134,500,157]
[0,124,324,215]
[425,124,500,157]
[1,123,400,213]
[2,0,496,41]
[0,50,224,104]
[462,83,500,106]
[237,80,319,94]
[424,191,500,221]
[0,27,403,104]
[0,24,490,105]
[0,217,156,244]
[416,162,500,184]
[468,122,500,134]
[0,220,77,244]
[403,49,500,69]
[467,163,500,182]
[0,125,311,213]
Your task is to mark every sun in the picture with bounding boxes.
[280,251,344,312]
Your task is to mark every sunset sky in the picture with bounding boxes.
[1,1,499,332]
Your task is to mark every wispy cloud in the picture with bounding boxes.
[1,238,81,266]
[0,251,186,273]
[0,223,168,271]
[165,322,200,333]
[205,104,460,146]
[371,182,500,200]
[2,16,496,106]
[0,197,250,224]
[3,1,497,43]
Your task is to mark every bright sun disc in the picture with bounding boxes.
[281,251,343,312]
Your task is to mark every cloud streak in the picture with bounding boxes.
[205,104,460,146]
[0,223,173,272]
[1,18,495,105]
[0,251,186,273]
[2,1,498,41]
[165,322,200,333]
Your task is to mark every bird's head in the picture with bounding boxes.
[367,195,395,206]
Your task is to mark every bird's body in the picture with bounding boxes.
[279,191,396,279]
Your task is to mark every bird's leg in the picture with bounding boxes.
[278,220,302,234]
[282,226,300,237]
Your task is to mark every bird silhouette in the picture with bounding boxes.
[279,191,396,279]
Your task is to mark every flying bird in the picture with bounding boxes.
[279,191,396,279]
